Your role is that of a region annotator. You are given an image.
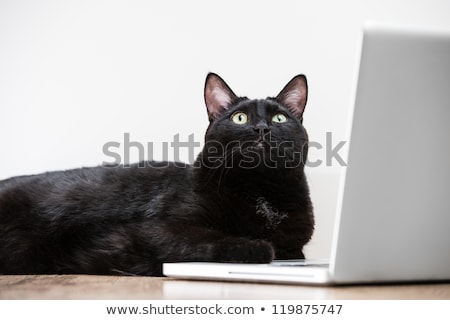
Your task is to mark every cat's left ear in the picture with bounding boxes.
[204,73,238,121]
[276,75,308,120]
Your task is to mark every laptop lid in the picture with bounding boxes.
[329,22,450,283]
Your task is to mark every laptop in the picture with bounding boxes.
[163,22,450,285]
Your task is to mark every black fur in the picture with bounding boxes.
[0,73,314,276]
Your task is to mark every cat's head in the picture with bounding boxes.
[200,73,309,172]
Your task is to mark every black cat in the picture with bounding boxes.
[0,73,314,276]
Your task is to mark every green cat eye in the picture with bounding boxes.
[272,113,287,123]
[231,112,248,125]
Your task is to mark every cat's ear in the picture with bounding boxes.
[204,73,238,121]
[275,75,308,120]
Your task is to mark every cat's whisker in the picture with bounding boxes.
[111,268,139,276]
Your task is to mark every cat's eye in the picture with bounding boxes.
[231,112,248,125]
[272,113,287,124]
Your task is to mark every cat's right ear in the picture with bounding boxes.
[204,73,238,121]
[275,74,308,120]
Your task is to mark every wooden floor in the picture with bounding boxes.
[1,275,449,299]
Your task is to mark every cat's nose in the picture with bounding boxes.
[254,120,269,131]
[254,121,270,136]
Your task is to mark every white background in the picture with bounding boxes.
[1,0,450,259]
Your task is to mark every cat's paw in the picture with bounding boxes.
[214,238,275,263]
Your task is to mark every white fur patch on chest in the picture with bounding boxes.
[255,196,288,229]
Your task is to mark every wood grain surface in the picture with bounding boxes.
[1,275,449,299]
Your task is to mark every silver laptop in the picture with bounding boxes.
[163,23,450,285]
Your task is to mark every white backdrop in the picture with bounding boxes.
[1,0,450,259]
